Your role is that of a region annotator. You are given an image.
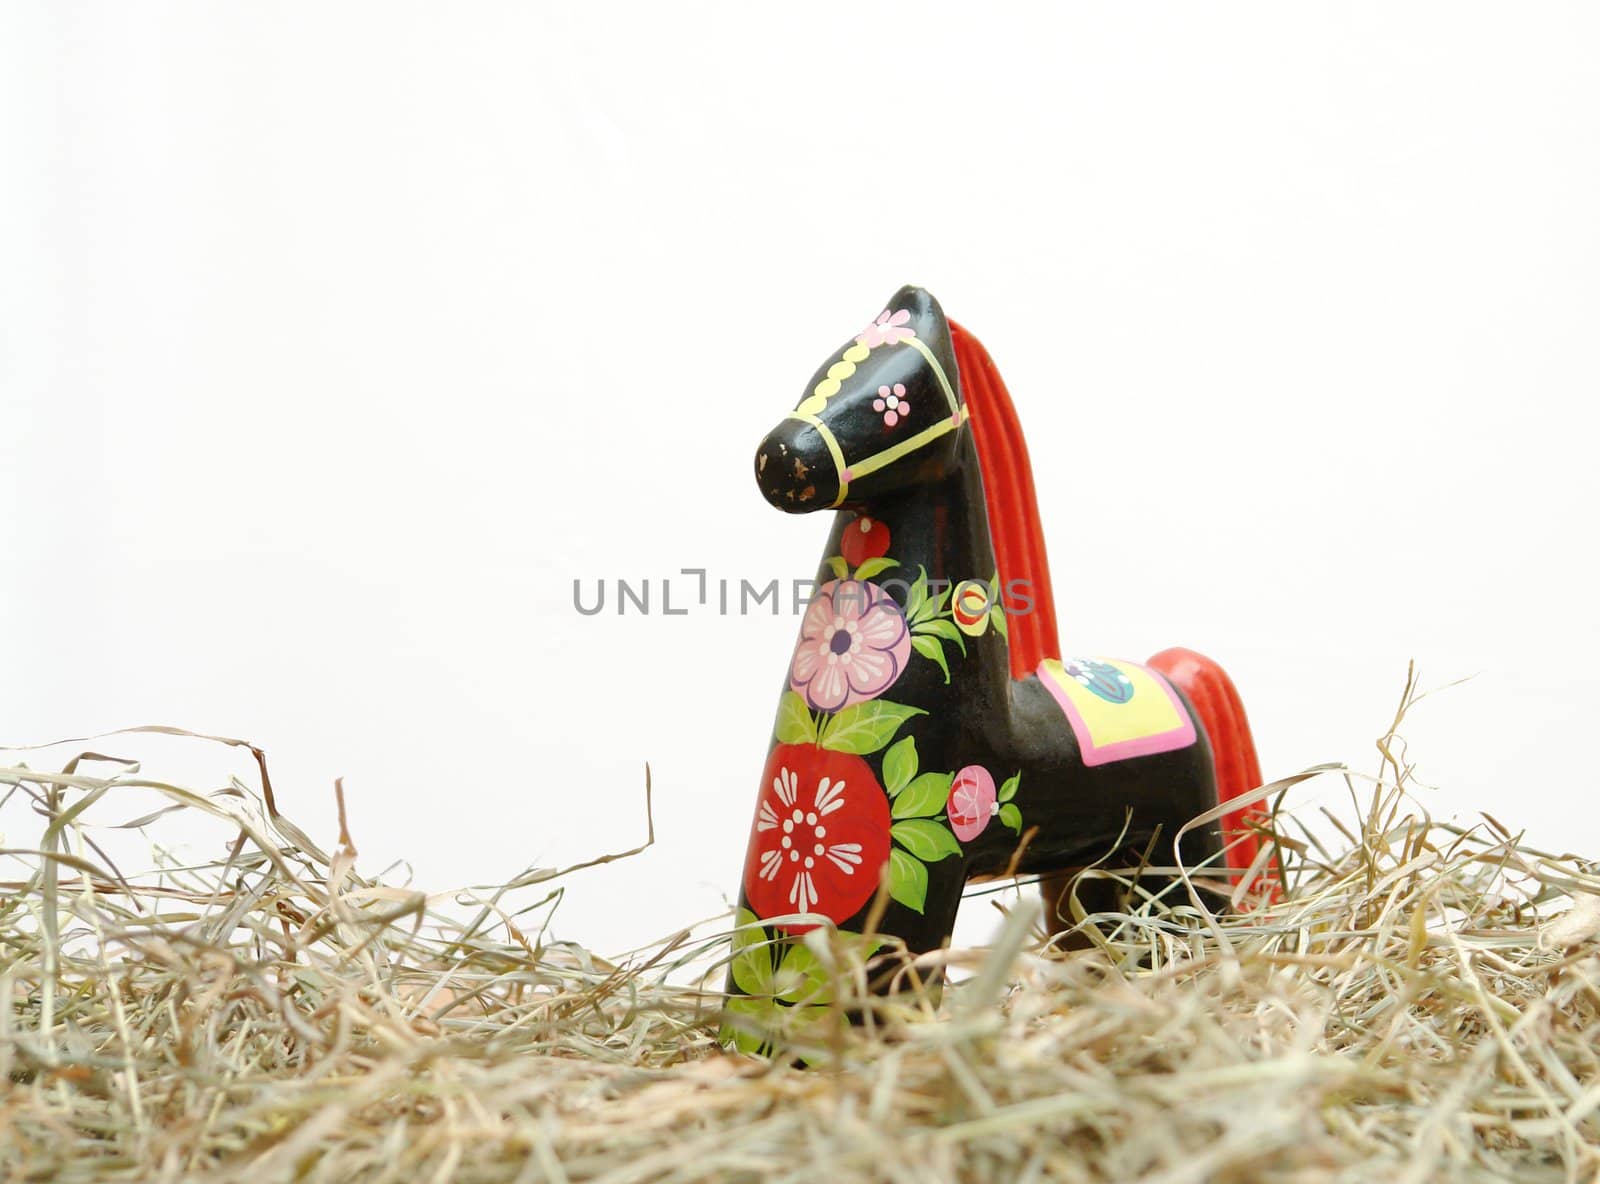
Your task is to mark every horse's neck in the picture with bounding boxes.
[828,438,1014,697]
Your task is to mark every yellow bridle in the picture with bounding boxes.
[786,336,966,507]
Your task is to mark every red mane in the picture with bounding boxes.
[949,321,1060,680]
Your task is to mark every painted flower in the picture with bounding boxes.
[856,308,917,349]
[952,580,992,637]
[872,383,911,427]
[947,765,998,842]
[743,745,891,932]
[840,515,891,568]
[789,579,911,712]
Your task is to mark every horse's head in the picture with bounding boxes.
[755,285,966,513]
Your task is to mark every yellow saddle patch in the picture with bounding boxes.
[1037,657,1197,768]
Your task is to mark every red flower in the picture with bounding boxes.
[742,744,891,933]
[840,516,891,568]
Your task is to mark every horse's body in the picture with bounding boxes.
[724,287,1264,1053]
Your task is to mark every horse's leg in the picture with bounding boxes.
[1039,820,1227,953]
[864,854,970,1003]
[1038,853,1170,949]
[725,854,970,1054]
[1039,867,1119,949]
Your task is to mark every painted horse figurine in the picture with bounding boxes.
[723,285,1266,1054]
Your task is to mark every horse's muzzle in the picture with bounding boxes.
[754,423,839,513]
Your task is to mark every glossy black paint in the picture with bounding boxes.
[733,285,1224,990]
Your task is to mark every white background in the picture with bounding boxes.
[4,4,1596,956]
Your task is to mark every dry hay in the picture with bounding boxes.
[4,670,1600,1183]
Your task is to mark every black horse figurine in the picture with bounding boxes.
[723,286,1267,1054]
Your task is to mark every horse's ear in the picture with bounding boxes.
[882,284,961,402]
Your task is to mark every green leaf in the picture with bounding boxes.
[826,555,849,581]
[926,580,954,620]
[835,930,886,965]
[998,772,1020,803]
[888,848,928,913]
[720,995,775,1054]
[990,603,1008,640]
[774,692,819,746]
[911,635,950,684]
[999,802,1022,833]
[817,700,925,755]
[775,942,832,1006]
[913,617,967,656]
[777,1003,833,1052]
[882,735,918,795]
[892,818,963,862]
[892,771,952,819]
[905,567,929,621]
[730,908,775,996]
[852,556,898,582]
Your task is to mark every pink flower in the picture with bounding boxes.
[871,383,910,427]
[947,765,998,842]
[856,308,917,349]
[789,579,910,712]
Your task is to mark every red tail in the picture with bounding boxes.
[1147,647,1273,888]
